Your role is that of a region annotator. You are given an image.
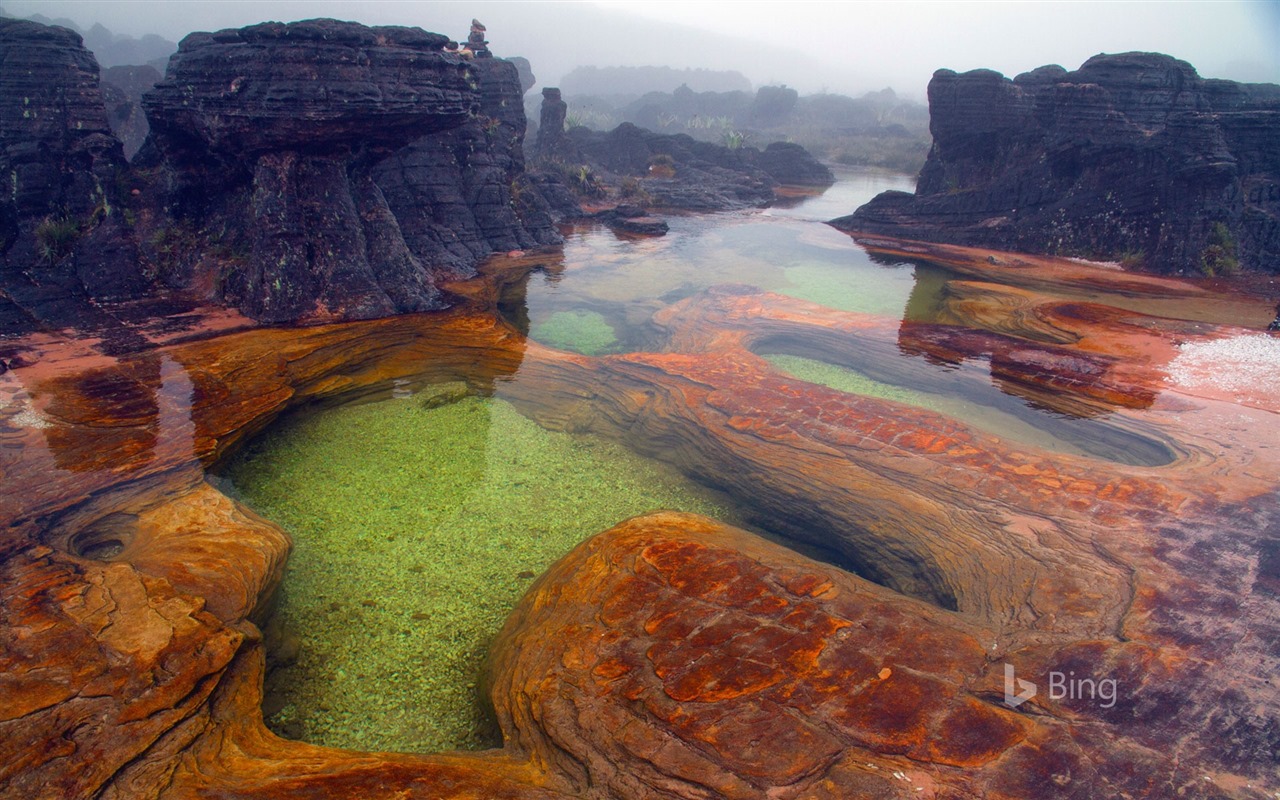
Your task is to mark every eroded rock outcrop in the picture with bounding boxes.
[545,120,832,213]
[837,53,1280,275]
[140,19,480,323]
[0,19,148,334]
[534,86,568,162]
[136,18,560,325]
[371,54,560,278]
[530,85,831,217]
[1,17,562,336]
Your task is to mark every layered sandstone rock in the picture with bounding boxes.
[837,52,1280,275]
[371,55,561,277]
[0,17,562,336]
[0,19,148,334]
[139,19,478,323]
[137,18,561,325]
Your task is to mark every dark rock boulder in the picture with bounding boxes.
[0,18,148,335]
[100,64,161,160]
[755,141,835,186]
[140,19,483,323]
[836,52,1280,275]
[598,204,668,236]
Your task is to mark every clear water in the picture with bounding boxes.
[226,393,746,753]
[224,166,1175,755]
[514,169,935,355]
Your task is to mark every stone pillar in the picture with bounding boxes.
[535,87,566,161]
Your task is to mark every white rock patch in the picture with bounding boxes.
[1166,333,1280,395]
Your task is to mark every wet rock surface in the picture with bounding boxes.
[1,247,1277,797]
[837,52,1280,274]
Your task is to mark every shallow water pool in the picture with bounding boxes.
[222,166,1180,753]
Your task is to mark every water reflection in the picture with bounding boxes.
[500,167,1166,466]
[765,165,916,223]
[2,352,197,496]
[513,209,946,356]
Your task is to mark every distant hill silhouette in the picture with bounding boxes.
[0,5,175,67]
[561,65,751,100]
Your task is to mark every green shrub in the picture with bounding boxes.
[555,163,603,198]
[619,177,651,204]
[34,215,81,265]
[1118,249,1146,271]
[1200,222,1240,276]
[721,129,750,150]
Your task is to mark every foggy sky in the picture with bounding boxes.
[4,0,1278,99]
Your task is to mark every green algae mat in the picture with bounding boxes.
[222,389,741,754]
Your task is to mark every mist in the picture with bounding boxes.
[3,0,1277,99]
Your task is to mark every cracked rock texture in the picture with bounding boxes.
[0,19,147,333]
[838,52,1280,274]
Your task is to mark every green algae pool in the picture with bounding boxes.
[221,390,743,754]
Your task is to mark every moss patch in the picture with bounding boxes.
[222,394,739,754]
[529,309,619,355]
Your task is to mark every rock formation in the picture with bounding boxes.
[1,248,1277,797]
[139,19,482,324]
[5,18,1277,800]
[0,19,149,334]
[507,56,536,96]
[530,86,832,217]
[0,17,564,335]
[371,54,560,278]
[465,18,489,58]
[755,140,837,186]
[536,116,832,213]
[836,52,1280,275]
[572,122,832,207]
[534,87,568,161]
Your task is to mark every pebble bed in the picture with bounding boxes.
[222,391,741,754]
[1167,333,1280,395]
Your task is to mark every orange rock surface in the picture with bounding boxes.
[1,247,1277,798]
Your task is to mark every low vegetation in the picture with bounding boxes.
[34,215,82,265]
